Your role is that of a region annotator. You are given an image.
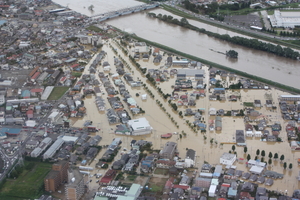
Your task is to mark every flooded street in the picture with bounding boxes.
[50,1,300,195]
[107,10,300,89]
[69,39,300,195]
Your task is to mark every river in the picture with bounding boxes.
[52,0,144,16]
[52,1,300,89]
[106,10,300,89]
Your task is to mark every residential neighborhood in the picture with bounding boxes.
[0,0,299,200]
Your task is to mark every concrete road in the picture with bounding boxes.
[261,10,272,30]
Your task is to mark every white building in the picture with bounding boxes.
[209,184,217,197]
[220,153,236,166]
[250,166,264,175]
[270,10,300,28]
[25,120,36,127]
[247,159,266,168]
[43,138,64,159]
[254,131,262,138]
[41,86,54,100]
[48,110,61,122]
[127,117,153,135]
[246,131,254,137]
[31,137,52,157]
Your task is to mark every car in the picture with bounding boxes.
[96,180,99,183]
[90,180,92,182]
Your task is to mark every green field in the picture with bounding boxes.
[0,162,52,200]
[47,86,69,100]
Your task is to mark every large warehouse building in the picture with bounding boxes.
[270,10,300,28]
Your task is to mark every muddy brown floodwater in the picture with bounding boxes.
[71,39,300,195]
[106,9,300,89]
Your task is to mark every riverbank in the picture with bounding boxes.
[123,32,300,94]
[161,4,300,50]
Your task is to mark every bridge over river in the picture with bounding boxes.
[91,3,159,22]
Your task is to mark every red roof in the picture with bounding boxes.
[240,192,251,199]
[30,88,43,93]
[71,63,79,68]
[161,133,172,138]
[31,72,40,80]
[165,178,174,188]
[100,169,117,184]
[60,76,67,82]
[221,183,230,187]
[0,5,9,8]
[26,110,33,115]
[173,185,189,190]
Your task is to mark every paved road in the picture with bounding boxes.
[261,10,272,30]
[163,2,298,41]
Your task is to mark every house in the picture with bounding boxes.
[99,169,117,185]
[215,116,222,131]
[254,100,261,108]
[257,176,265,184]
[236,130,246,146]
[201,164,212,173]
[209,108,216,116]
[256,187,267,196]
[247,160,266,168]
[241,182,254,192]
[220,153,236,166]
[195,177,211,188]
[156,160,176,168]
[26,140,39,149]
[159,142,177,160]
[179,175,190,186]
[249,174,258,181]
[266,100,273,108]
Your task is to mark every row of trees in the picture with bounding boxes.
[150,13,300,60]
[129,55,147,74]
[241,147,293,169]
[279,31,300,37]
[155,99,179,128]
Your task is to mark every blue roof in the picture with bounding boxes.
[228,187,237,196]
[21,90,30,97]
[0,128,21,135]
[214,88,225,90]
[213,172,220,177]
[0,20,7,26]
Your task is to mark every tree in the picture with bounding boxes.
[247,154,251,161]
[274,153,278,159]
[268,158,272,165]
[268,152,273,159]
[283,162,287,169]
[289,163,293,170]
[261,150,265,157]
[226,50,238,58]
[261,157,264,162]
[256,149,260,156]
[232,145,236,152]
[244,146,248,154]
[280,155,285,162]
[180,17,189,26]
